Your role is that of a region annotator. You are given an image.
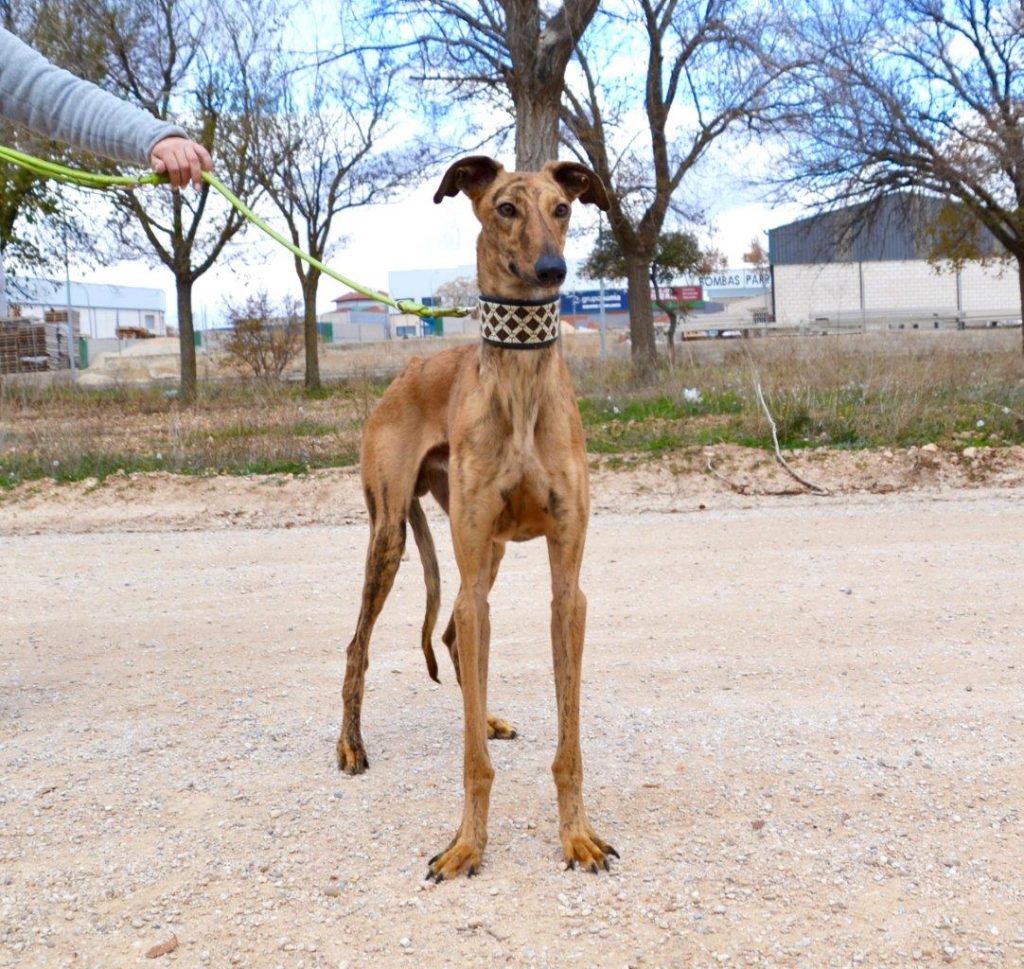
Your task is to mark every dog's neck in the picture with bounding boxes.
[477,293,560,350]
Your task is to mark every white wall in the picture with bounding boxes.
[13,301,166,338]
[774,263,864,323]
[774,259,1021,325]
[958,261,1020,315]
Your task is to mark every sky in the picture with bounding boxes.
[64,2,811,329]
[68,172,806,330]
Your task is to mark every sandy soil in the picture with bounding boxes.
[1,458,1023,969]
[1,443,1023,536]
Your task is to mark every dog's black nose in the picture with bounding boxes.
[535,253,567,286]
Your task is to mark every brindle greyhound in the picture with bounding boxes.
[337,155,617,880]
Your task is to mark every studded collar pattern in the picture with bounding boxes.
[478,295,560,349]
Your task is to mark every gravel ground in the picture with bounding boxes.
[1,474,1023,968]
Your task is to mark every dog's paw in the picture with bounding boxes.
[425,839,484,882]
[562,827,618,874]
[336,737,369,775]
[486,714,518,740]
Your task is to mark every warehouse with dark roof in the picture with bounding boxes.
[768,196,1021,330]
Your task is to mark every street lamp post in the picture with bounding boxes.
[62,191,77,375]
[597,214,607,358]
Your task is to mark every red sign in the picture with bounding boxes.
[659,285,702,303]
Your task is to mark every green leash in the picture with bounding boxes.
[0,143,469,319]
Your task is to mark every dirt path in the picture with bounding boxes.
[1,470,1023,968]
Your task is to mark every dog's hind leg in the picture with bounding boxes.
[337,481,408,775]
[409,496,441,683]
[441,543,516,740]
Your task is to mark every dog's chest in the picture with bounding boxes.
[462,347,570,541]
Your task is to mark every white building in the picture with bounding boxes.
[769,196,1021,329]
[5,277,167,338]
[317,290,392,341]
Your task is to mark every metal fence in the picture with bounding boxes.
[673,310,1022,338]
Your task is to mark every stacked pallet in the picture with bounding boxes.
[44,308,82,348]
[0,317,78,373]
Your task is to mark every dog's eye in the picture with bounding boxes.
[554,202,570,218]
[497,202,517,218]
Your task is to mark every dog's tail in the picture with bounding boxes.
[408,497,441,683]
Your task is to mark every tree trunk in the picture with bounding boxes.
[625,254,657,382]
[663,305,678,369]
[500,0,600,169]
[302,275,321,391]
[0,248,8,319]
[176,277,197,405]
[1018,256,1024,356]
[651,272,677,369]
[511,88,562,169]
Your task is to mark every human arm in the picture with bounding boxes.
[0,25,210,182]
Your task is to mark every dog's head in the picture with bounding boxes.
[434,155,609,301]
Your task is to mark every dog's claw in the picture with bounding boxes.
[563,828,617,874]
[486,715,518,741]
[426,838,483,881]
[336,738,369,775]
[424,864,446,883]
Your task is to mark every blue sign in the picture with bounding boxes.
[560,289,629,315]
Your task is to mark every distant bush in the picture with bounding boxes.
[222,292,302,380]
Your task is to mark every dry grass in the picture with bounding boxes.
[0,376,384,487]
[1,329,1022,487]
[573,329,1024,456]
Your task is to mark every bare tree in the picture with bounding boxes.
[563,0,792,380]
[742,233,771,319]
[742,236,768,275]
[378,0,599,168]
[783,0,1024,353]
[433,275,479,311]
[221,290,302,380]
[249,53,426,390]
[0,124,65,304]
[78,0,277,402]
[0,0,105,311]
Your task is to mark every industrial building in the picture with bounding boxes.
[3,276,168,338]
[768,196,1021,329]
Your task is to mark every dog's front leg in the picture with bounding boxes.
[427,541,495,881]
[547,531,618,873]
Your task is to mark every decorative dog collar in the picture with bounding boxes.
[478,295,560,348]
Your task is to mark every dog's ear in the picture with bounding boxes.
[545,161,610,211]
[433,156,504,204]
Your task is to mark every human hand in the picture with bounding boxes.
[150,137,213,190]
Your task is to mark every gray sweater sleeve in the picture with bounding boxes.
[0,27,187,165]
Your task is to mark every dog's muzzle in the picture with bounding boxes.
[478,295,560,349]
